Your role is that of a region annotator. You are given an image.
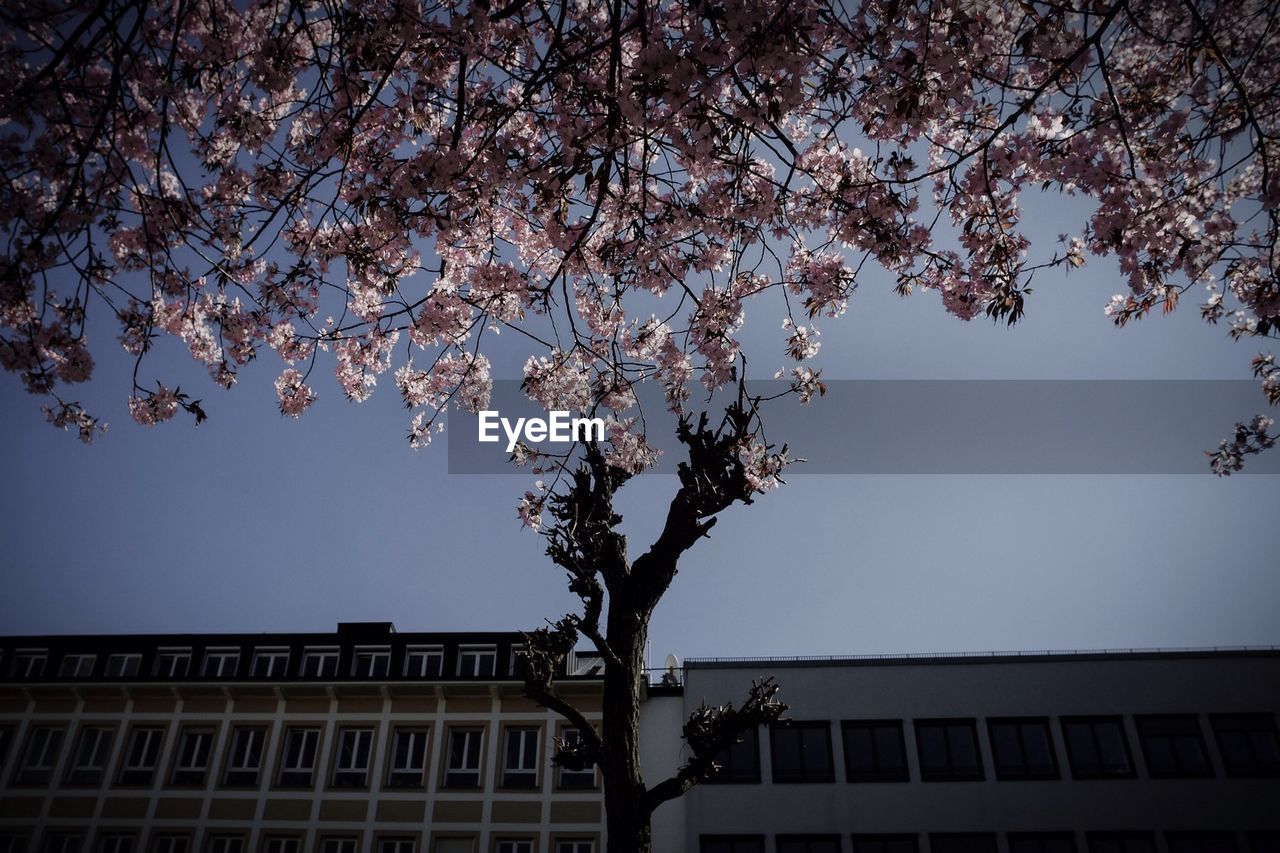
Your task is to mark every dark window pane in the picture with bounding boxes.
[915,721,983,781]
[1088,833,1155,853]
[700,837,764,853]
[854,836,917,853]
[778,838,840,853]
[1010,834,1076,853]
[932,835,997,853]
[1211,714,1280,777]
[705,727,760,784]
[844,721,908,782]
[1168,835,1237,853]
[1063,718,1133,778]
[989,719,1058,780]
[770,722,833,783]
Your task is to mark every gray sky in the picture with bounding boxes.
[2,208,1277,662]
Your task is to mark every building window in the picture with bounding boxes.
[931,837,997,853]
[378,840,415,853]
[65,726,114,786]
[405,646,444,677]
[201,649,240,678]
[40,835,82,853]
[1135,715,1212,778]
[842,720,908,782]
[699,839,765,853]
[278,727,320,787]
[386,727,429,788]
[705,726,761,784]
[501,727,539,788]
[1167,835,1237,853]
[0,726,12,767]
[104,655,141,678]
[457,646,497,677]
[494,843,533,853]
[557,728,596,789]
[1248,835,1280,853]
[1061,717,1134,779]
[988,718,1059,780]
[14,725,64,786]
[154,649,191,678]
[554,843,593,853]
[118,727,164,786]
[59,654,96,678]
[300,648,339,678]
[351,648,391,678]
[1210,713,1280,777]
[852,836,918,853]
[0,835,30,853]
[95,836,136,853]
[318,840,356,853]
[224,727,266,787]
[770,721,834,783]
[777,837,841,853]
[11,650,46,679]
[445,728,483,788]
[914,719,984,781]
[261,839,300,853]
[205,839,243,853]
[171,728,214,786]
[508,646,527,678]
[332,727,374,788]
[1086,834,1155,853]
[1009,835,1076,853]
[149,837,189,853]
[251,650,290,678]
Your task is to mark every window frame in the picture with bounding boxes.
[1209,713,1280,778]
[1060,716,1136,780]
[1008,834,1077,853]
[929,835,998,853]
[404,646,444,678]
[300,648,339,678]
[154,649,191,678]
[500,725,541,789]
[223,725,267,787]
[457,646,497,677]
[703,725,761,784]
[913,718,985,782]
[94,835,137,853]
[1134,714,1213,778]
[851,835,919,853]
[59,654,96,678]
[64,725,115,786]
[386,726,430,789]
[443,727,484,789]
[776,836,842,853]
[276,726,322,788]
[351,647,391,678]
[986,717,1060,781]
[841,720,909,783]
[1085,833,1156,853]
[768,720,835,784]
[14,724,65,786]
[331,726,375,789]
[555,726,597,790]
[250,649,291,679]
[698,838,765,853]
[117,726,165,787]
[200,648,240,679]
[170,726,216,786]
[148,836,190,853]
[104,655,142,678]
[11,650,47,679]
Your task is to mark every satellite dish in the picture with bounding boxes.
[660,653,680,686]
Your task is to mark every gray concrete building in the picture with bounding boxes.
[648,649,1280,853]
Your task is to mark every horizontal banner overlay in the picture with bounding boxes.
[447,380,1278,475]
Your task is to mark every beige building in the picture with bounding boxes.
[0,623,604,853]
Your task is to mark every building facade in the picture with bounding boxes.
[4,629,1279,853]
[0,623,604,853]
[655,650,1280,853]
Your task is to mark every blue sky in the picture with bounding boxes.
[2,205,1277,663]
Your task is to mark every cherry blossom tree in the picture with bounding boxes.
[2,0,1278,849]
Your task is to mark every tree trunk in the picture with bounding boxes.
[600,596,653,853]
